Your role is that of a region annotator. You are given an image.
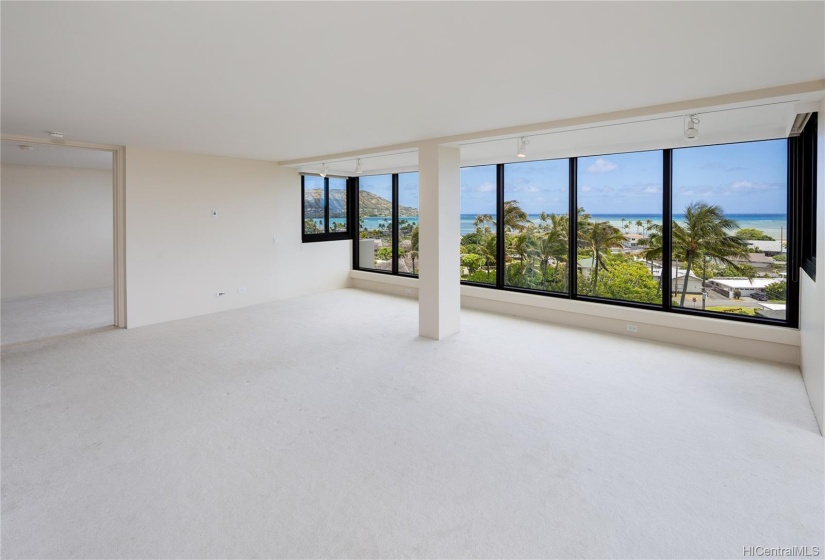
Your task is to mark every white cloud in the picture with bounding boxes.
[726,180,782,193]
[586,158,618,173]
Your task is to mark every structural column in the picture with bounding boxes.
[417,142,461,340]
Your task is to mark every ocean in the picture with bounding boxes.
[332,213,788,240]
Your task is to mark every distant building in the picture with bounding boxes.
[707,277,781,299]
[729,252,777,270]
[743,240,785,256]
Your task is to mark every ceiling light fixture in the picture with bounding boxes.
[516,137,530,158]
[319,163,328,178]
[355,158,363,175]
[18,144,33,151]
[684,115,700,140]
[47,131,64,139]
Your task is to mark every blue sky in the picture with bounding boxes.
[358,172,419,209]
[459,139,788,216]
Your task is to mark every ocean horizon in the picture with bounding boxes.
[328,213,789,239]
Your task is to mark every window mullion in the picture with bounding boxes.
[569,158,577,298]
[392,174,399,275]
[496,164,505,289]
[662,149,673,311]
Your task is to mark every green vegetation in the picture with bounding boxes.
[304,218,321,234]
[706,306,757,316]
[766,280,787,301]
[735,228,774,241]
[646,202,749,307]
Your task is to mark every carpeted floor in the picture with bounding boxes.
[1,287,113,345]
[1,288,822,558]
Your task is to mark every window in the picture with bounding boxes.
[796,113,818,281]
[672,140,788,321]
[355,173,419,275]
[576,151,663,305]
[301,174,349,242]
[460,165,498,285]
[503,159,569,293]
[356,140,798,327]
[397,172,420,275]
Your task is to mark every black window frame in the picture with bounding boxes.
[353,172,420,278]
[301,174,352,243]
[355,139,801,329]
[796,113,818,281]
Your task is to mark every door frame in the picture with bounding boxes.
[1,135,127,328]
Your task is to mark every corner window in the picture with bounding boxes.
[302,175,349,242]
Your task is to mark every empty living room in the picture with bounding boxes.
[2,2,824,558]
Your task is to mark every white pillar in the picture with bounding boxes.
[418,142,461,340]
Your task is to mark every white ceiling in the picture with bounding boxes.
[2,2,823,163]
[1,141,112,170]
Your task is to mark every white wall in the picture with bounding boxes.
[1,164,113,298]
[800,99,825,434]
[125,147,351,328]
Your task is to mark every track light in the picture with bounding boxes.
[684,115,700,140]
[319,163,328,178]
[516,137,529,158]
[355,158,362,175]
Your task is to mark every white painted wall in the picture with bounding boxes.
[800,99,825,434]
[1,164,113,298]
[124,148,351,328]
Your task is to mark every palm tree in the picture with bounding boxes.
[582,221,625,296]
[503,200,530,232]
[646,202,749,306]
[535,216,568,290]
[473,213,494,235]
[477,234,497,282]
[510,230,536,280]
[635,219,643,234]
[645,218,654,238]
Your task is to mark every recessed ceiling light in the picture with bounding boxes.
[19,145,33,151]
[47,131,64,138]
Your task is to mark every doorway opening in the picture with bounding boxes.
[1,138,125,344]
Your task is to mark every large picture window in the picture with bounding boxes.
[354,138,800,328]
[355,172,420,276]
[301,174,349,242]
[503,159,570,293]
[576,151,663,305]
[460,165,498,285]
[672,140,788,320]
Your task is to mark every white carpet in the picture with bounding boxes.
[1,288,822,558]
[1,287,113,345]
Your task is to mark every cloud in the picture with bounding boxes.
[726,180,782,193]
[586,158,618,173]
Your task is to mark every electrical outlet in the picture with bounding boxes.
[216,291,227,297]
[626,324,638,333]
[404,288,412,296]
[238,287,248,294]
